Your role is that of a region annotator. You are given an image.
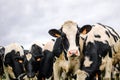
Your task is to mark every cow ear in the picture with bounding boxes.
[48,29,61,38]
[80,25,92,35]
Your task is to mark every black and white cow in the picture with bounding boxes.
[24,40,54,80]
[24,42,44,80]
[48,21,83,80]
[76,23,120,80]
[38,40,54,80]
[3,43,25,80]
[0,46,5,79]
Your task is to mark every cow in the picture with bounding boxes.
[0,46,5,79]
[3,43,25,80]
[24,40,54,80]
[24,42,44,80]
[48,21,83,80]
[38,40,54,80]
[75,23,120,80]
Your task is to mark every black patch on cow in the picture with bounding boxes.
[53,37,63,58]
[4,50,24,78]
[98,23,120,42]
[76,26,80,46]
[94,34,101,38]
[38,50,54,79]
[81,41,112,79]
[105,31,110,38]
[107,25,120,39]
[61,32,69,51]
[52,37,68,60]
[30,44,43,57]
[80,36,85,40]
[97,23,106,28]
[108,30,118,42]
[82,42,99,77]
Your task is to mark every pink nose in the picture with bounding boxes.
[68,50,78,56]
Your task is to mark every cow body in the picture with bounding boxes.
[77,23,120,80]
[3,43,25,80]
[49,21,83,80]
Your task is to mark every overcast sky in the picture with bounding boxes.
[0,0,120,49]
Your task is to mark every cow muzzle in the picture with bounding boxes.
[68,50,79,57]
[27,72,35,78]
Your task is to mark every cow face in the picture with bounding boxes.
[24,44,44,78]
[49,21,80,59]
[4,50,24,79]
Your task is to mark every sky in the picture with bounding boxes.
[0,0,120,49]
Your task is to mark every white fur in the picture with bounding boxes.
[4,43,24,61]
[83,56,93,67]
[26,53,32,61]
[43,40,54,52]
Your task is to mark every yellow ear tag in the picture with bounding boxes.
[82,29,87,34]
[37,58,41,61]
[18,60,23,63]
[55,34,61,37]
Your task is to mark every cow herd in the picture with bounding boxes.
[0,20,120,80]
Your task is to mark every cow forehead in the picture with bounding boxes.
[26,53,32,61]
[62,21,78,35]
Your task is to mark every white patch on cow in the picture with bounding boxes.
[43,40,54,52]
[26,53,32,61]
[4,65,16,79]
[83,56,93,67]
[62,21,80,56]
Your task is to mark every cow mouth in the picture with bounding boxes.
[71,54,77,57]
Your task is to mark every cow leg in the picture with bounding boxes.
[75,70,88,80]
[53,62,61,80]
[104,57,112,80]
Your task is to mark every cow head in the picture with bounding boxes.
[49,21,82,59]
[4,43,25,79]
[24,43,44,79]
